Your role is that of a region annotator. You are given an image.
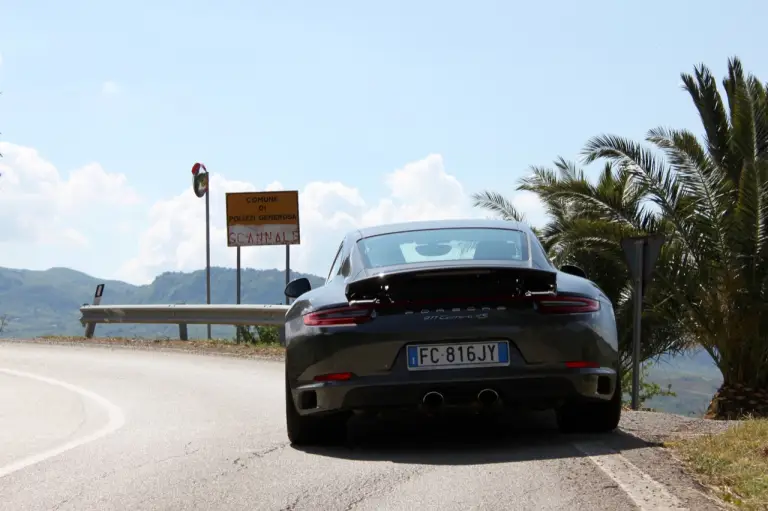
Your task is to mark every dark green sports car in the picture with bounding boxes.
[283,219,621,446]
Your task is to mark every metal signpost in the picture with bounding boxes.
[84,284,106,338]
[285,241,291,304]
[235,245,242,342]
[225,190,301,307]
[620,234,665,410]
[192,163,212,339]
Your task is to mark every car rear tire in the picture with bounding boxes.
[556,378,622,434]
[285,375,349,446]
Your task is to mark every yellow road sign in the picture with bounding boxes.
[225,191,300,247]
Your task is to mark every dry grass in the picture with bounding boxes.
[668,418,768,510]
[17,335,287,360]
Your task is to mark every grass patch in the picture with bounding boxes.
[24,335,286,359]
[669,418,768,510]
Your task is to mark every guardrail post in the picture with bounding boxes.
[84,315,96,339]
[84,284,105,338]
[278,325,286,346]
[179,323,188,341]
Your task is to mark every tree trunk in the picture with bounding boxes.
[705,382,768,420]
[705,340,768,420]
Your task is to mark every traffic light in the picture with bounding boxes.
[192,162,209,198]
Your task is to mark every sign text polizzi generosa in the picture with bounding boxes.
[225,191,301,247]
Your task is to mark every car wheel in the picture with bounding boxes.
[285,374,349,446]
[557,378,622,434]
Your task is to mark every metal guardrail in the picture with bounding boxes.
[79,304,290,341]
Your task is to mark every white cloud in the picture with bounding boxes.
[0,51,4,67]
[101,81,119,95]
[0,143,547,284]
[0,142,140,251]
[116,154,522,284]
[510,190,547,226]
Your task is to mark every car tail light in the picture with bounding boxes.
[314,372,353,382]
[534,295,600,314]
[565,361,600,369]
[303,305,374,326]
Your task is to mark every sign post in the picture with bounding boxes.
[236,246,242,342]
[84,284,105,338]
[225,189,301,308]
[620,234,665,410]
[192,163,212,339]
[285,245,291,305]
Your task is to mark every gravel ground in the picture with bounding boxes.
[619,409,740,444]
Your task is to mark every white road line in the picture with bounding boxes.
[572,441,687,511]
[0,368,126,479]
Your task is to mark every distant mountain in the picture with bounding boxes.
[0,266,324,339]
[645,349,722,417]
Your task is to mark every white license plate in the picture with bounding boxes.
[406,341,510,371]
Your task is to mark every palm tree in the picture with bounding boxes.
[475,57,768,419]
[473,158,693,379]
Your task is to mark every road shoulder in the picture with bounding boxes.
[611,410,739,510]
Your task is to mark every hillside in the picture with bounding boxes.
[0,264,723,416]
[646,349,722,417]
[0,266,324,339]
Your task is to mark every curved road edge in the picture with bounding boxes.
[0,367,126,479]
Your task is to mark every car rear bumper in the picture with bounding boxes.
[290,368,618,416]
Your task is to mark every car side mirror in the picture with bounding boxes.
[560,264,588,279]
[285,277,312,299]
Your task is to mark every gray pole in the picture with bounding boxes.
[236,246,241,305]
[84,284,105,339]
[631,239,644,410]
[235,246,241,342]
[285,245,291,305]
[205,182,212,340]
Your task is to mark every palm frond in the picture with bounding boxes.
[471,190,526,222]
[683,63,734,177]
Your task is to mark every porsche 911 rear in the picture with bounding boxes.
[283,224,622,445]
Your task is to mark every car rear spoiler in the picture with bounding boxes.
[344,265,557,302]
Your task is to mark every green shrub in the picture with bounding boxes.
[235,325,281,345]
[621,363,675,409]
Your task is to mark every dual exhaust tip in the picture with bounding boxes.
[422,388,499,408]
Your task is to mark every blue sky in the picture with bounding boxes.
[1,0,766,284]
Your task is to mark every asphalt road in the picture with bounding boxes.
[0,342,719,510]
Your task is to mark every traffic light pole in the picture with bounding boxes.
[190,162,213,340]
[205,183,212,340]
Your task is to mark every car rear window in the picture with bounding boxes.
[357,228,529,268]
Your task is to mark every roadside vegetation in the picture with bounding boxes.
[238,325,281,345]
[473,56,768,421]
[668,419,768,510]
[621,363,675,410]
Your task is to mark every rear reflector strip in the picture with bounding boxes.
[313,372,353,382]
[302,294,599,325]
[565,361,600,369]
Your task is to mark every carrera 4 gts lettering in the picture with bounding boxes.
[422,313,489,321]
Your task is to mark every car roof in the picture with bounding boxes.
[350,218,531,240]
